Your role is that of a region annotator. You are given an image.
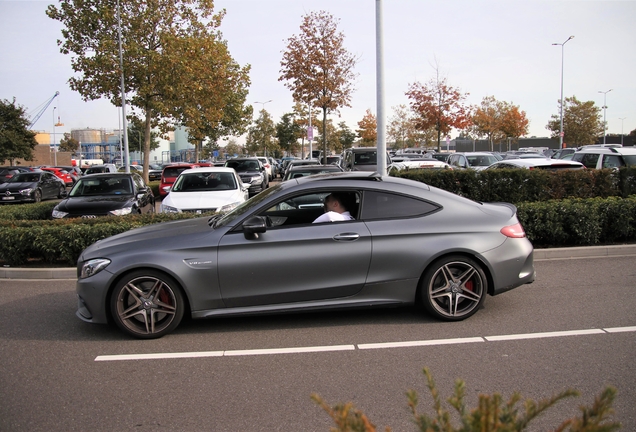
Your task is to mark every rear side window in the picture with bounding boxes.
[572,153,599,169]
[361,190,439,220]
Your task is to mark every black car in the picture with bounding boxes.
[224,158,267,197]
[148,164,163,182]
[52,173,155,218]
[0,171,66,204]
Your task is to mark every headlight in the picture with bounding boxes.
[52,209,68,218]
[109,207,133,216]
[250,175,261,183]
[20,188,34,196]
[219,202,240,213]
[161,205,179,213]
[79,258,111,279]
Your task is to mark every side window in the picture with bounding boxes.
[360,190,440,220]
[602,155,623,169]
[260,191,360,227]
[573,153,599,169]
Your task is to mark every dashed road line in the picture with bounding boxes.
[94,325,635,362]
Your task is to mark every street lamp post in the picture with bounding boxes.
[598,89,612,145]
[619,117,626,146]
[552,36,574,149]
[254,100,272,156]
[52,106,57,165]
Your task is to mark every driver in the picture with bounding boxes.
[313,192,355,223]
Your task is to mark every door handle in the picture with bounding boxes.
[333,233,359,242]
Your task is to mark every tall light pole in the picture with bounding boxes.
[552,36,574,149]
[598,89,612,145]
[52,106,57,165]
[619,117,626,146]
[254,100,272,156]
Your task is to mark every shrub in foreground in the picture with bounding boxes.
[312,367,620,431]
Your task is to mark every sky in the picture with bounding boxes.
[1,0,635,145]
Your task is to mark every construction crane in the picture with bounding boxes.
[28,91,60,129]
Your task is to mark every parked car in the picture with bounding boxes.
[256,157,273,182]
[428,153,453,163]
[571,146,636,169]
[447,152,500,170]
[282,159,321,178]
[160,167,249,214]
[388,158,452,174]
[53,166,82,184]
[341,147,392,172]
[551,148,577,160]
[0,171,66,204]
[0,166,35,184]
[224,158,268,197]
[84,164,118,175]
[485,158,585,171]
[41,167,74,186]
[159,163,200,198]
[282,164,344,181]
[74,171,535,338]
[148,164,163,182]
[52,173,154,218]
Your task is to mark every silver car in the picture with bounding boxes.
[75,172,535,339]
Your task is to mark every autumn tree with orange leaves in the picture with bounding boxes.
[406,73,472,152]
[357,109,377,145]
[279,11,357,164]
[472,96,529,151]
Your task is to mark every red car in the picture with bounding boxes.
[41,167,74,187]
[159,163,200,197]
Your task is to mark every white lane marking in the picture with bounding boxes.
[94,326,636,362]
[224,344,354,356]
[603,326,636,333]
[485,328,605,341]
[358,337,483,350]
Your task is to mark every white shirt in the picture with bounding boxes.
[313,211,354,223]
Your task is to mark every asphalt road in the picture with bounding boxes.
[1,256,635,431]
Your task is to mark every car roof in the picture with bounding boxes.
[179,167,237,175]
[575,147,636,155]
[489,159,583,168]
[80,172,139,178]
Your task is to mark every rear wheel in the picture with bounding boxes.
[421,255,487,321]
[57,186,65,199]
[110,270,185,339]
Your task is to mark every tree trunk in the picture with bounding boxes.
[143,108,152,184]
[322,108,327,163]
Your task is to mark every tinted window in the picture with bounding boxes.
[602,155,624,169]
[361,191,439,219]
[572,153,599,169]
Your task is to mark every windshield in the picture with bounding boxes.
[10,173,40,183]
[467,155,498,166]
[214,183,282,228]
[70,177,133,196]
[225,160,260,172]
[172,172,237,192]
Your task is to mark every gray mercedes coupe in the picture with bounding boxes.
[75,172,535,339]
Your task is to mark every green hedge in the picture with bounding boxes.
[394,167,635,202]
[0,212,213,266]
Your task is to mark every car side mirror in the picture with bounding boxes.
[243,216,267,238]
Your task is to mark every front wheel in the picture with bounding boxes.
[110,270,185,339]
[33,189,42,203]
[420,255,487,321]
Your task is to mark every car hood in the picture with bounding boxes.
[164,190,242,209]
[56,195,134,212]
[235,170,261,176]
[80,216,214,259]
[0,181,38,191]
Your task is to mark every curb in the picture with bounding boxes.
[2,244,636,280]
